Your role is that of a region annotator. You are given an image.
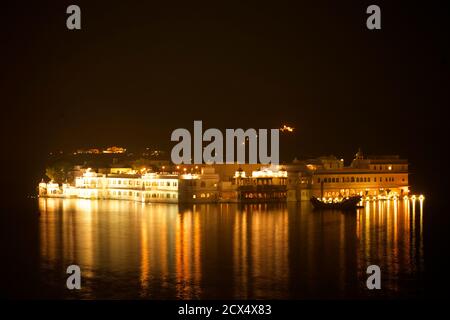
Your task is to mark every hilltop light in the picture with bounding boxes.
[280,125,294,132]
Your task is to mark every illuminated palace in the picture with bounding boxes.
[39,150,409,203]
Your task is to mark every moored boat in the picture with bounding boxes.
[310,195,362,211]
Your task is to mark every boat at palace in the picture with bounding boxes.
[310,196,362,210]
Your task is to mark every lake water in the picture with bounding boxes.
[32,197,425,299]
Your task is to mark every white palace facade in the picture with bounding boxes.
[41,167,221,203]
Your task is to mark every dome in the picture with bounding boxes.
[355,148,363,160]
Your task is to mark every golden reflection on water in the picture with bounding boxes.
[38,198,424,299]
[356,198,424,295]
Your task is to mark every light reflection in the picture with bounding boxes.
[139,207,149,295]
[38,197,425,299]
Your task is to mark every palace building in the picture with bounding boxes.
[39,149,409,203]
[286,149,409,201]
[41,167,221,203]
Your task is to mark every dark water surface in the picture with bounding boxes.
[13,197,424,299]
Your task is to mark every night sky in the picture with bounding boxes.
[1,1,448,196]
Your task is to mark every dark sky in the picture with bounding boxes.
[1,1,448,194]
